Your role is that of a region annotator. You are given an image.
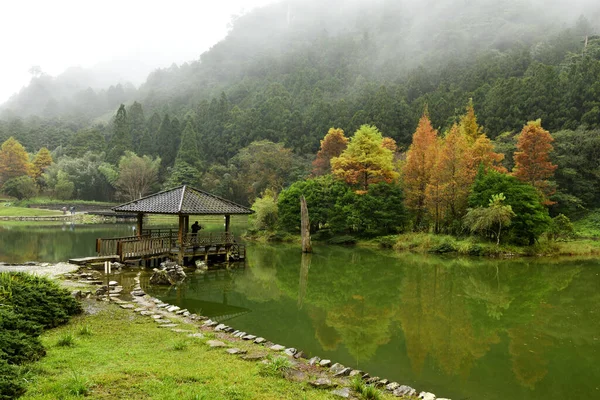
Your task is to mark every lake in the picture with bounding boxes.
[1,222,599,399]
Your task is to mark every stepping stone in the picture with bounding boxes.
[294,351,307,359]
[206,340,227,348]
[214,324,228,332]
[334,368,352,377]
[158,324,179,328]
[119,304,135,309]
[418,392,436,400]
[331,388,351,398]
[309,378,334,389]
[284,348,297,356]
[376,379,389,387]
[108,281,118,286]
[134,308,146,312]
[386,382,400,391]
[188,333,205,339]
[157,303,169,308]
[254,337,266,344]
[175,309,189,315]
[234,331,247,338]
[242,334,257,341]
[226,348,247,355]
[366,377,380,385]
[241,353,267,361]
[151,315,163,319]
[167,306,180,312]
[270,344,285,351]
[319,359,332,367]
[131,290,146,296]
[330,363,345,374]
[140,311,154,316]
[171,329,194,333]
[393,386,416,397]
[155,319,171,324]
[309,357,321,366]
[182,311,190,317]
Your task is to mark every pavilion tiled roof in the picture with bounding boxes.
[112,186,253,215]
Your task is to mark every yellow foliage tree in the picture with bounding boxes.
[32,147,53,181]
[0,137,32,186]
[331,125,399,191]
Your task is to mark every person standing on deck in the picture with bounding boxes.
[191,221,201,245]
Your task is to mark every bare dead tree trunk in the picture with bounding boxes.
[300,195,312,253]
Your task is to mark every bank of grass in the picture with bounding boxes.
[23,301,396,400]
[0,206,62,217]
[573,209,600,238]
[14,198,116,208]
[361,233,600,257]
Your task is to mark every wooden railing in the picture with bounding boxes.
[141,229,175,238]
[96,235,146,257]
[97,231,238,260]
[181,232,235,247]
[117,236,173,261]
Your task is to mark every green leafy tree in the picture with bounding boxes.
[464,193,516,245]
[114,151,161,201]
[53,170,75,200]
[547,213,575,241]
[106,104,131,164]
[250,189,279,231]
[469,169,550,245]
[1,176,38,200]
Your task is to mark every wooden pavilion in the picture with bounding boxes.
[87,186,253,266]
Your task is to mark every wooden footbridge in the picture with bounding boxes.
[69,185,253,266]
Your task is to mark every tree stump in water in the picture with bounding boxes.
[300,196,312,253]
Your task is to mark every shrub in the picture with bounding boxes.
[0,272,82,329]
[1,176,38,200]
[0,360,25,400]
[259,355,293,377]
[0,309,46,364]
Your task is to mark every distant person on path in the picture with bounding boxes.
[62,206,67,215]
[70,206,75,215]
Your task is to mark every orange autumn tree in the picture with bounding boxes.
[31,147,53,181]
[435,124,474,229]
[512,120,558,204]
[312,128,348,176]
[331,125,398,191]
[0,137,32,187]
[403,112,439,230]
[424,136,444,233]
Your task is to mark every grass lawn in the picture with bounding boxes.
[0,206,62,217]
[22,300,396,400]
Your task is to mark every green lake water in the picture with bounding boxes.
[1,223,599,399]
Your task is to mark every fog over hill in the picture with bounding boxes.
[1,0,599,120]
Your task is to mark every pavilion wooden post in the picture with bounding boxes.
[300,196,312,253]
[136,213,144,237]
[225,215,231,232]
[178,214,185,264]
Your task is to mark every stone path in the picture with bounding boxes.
[65,268,452,400]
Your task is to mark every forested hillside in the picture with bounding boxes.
[1,0,599,225]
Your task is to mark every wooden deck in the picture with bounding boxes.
[88,230,246,266]
[68,255,119,265]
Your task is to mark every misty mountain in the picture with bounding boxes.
[3,0,598,121]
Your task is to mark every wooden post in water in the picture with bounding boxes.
[300,196,312,253]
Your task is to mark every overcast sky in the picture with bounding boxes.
[0,0,275,103]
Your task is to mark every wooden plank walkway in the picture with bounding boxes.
[68,255,119,265]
